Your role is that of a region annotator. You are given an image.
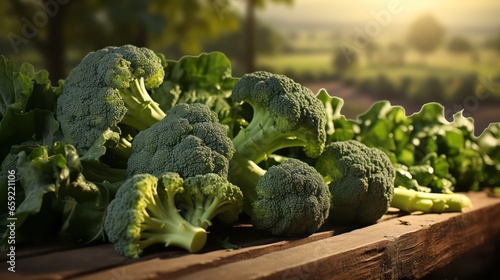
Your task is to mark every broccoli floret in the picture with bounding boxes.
[179,173,244,229]
[314,140,395,225]
[104,173,207,258]
[231,71,326,164]
[56,44,166,159]
[127,103,235,179]
[229,154,330,236]
[391,186,472,213]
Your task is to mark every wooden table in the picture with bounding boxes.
[1,191,499,280]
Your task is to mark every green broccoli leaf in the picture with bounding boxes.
[151,52,238,122]
[316,89,357,142]
[0,56,33,117]
[60,180,120,245]
[0,142,118,251]
[0,56,61,160]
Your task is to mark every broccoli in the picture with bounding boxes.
[230,71,326,164]
[127,103,235,179]
[314,140,395,225]
[229,154,330,236]
[104,173,207,258]
[56,44,166,161]
[391,186,473,213]
[179,173,244,229]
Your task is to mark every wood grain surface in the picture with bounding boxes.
[1,191,499,280]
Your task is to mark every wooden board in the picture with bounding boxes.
[1,191,499,280]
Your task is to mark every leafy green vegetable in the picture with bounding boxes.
[318,92,493,193]
[152,52,238,126]
[0,56,61,160]
[0,142,119,250]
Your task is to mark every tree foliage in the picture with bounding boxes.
[0,0,239,83]
[406,14,445,55]
[447,36,472,54]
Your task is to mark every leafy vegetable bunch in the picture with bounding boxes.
[318,92,500,194]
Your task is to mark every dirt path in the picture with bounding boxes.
[304,81,500,134]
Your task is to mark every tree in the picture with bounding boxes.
[484,31,500,54]
[364,41,379,65]
[447,36,472,54]
[332,45,357,77]
[0,0,239,83]
[244,0,293,73]
[406,14,445,57]
[447,36,477,63]
[202,16,287,75]
[386,42,406,66]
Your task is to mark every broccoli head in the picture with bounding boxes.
[231,71,326,164]
[104,173,207,258]
[56,44,166,160]
[127,103,235,178]
[230,153,330,236]
[314,140,395,225]
[179,173,244,229]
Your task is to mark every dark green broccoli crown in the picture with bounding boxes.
[231,71,326,158]
[104,173,160,258]
[56,45,164,155]
[251,158,330,236]
[127,103,235,178]
[315,140,395,225]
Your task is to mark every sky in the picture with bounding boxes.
[232,0,500,35]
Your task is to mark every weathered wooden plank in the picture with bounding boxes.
[0,220,352,279]
[169,192,500,280]
[0,192,498,280]
[72,192,500,280]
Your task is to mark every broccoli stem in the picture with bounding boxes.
[119,77,166,131]
[185,196,206,228]
[228,152,266,213]
[139,184,207,253]
[232,108,308,164]
[113,137,133,160]
[139,215,207,253]
[196,196,228,229]
[390,187,473,213]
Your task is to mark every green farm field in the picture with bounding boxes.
[257,49,500,81]
[256,49,500,133]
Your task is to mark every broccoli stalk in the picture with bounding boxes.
[391,187,473,213]
[231,109,312,164]
[179,173,244,229]
[228,153,265,208]
[112,137,133,160]
[119,77,166,131]
[137,176,206,252]
[104,173,207,258]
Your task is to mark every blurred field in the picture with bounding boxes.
[257,49,500,79]
[256,45,500,133]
